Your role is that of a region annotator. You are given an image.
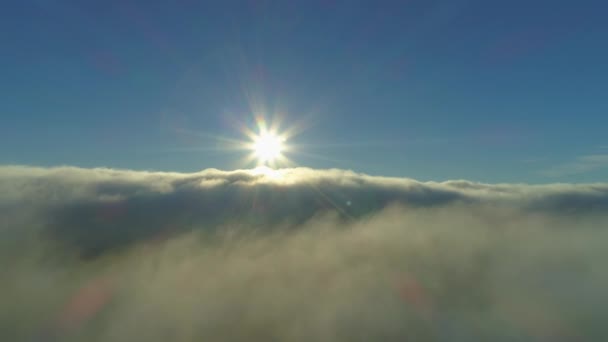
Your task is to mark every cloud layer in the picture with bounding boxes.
[1,165,608,341]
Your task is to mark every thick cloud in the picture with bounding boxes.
[1,166,608,341]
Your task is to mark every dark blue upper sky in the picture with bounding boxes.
[1,0,607,182]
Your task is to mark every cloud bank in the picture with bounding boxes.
[1,165,608,341]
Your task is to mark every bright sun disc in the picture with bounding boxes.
[253,132,284,163]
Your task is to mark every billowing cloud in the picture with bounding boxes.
[1,166,608,341]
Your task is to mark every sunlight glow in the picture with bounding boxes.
[235,112,299,169]
[252,132,284,164]
[252,165,284,179]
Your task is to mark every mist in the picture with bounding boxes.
[1,166,608,341]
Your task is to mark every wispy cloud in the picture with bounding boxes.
[541,154,608,177]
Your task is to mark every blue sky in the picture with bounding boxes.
[1,0,607,183]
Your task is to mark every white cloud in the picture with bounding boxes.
[1,165,608,341]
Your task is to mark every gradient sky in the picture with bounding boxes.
[1,0,607,182]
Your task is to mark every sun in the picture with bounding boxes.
[252,132,284,164]
[238,114,295,168]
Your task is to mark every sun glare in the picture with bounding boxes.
[252,132,284,164]
[238,114,296,168]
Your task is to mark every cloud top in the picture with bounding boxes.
[1,165,608,341]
